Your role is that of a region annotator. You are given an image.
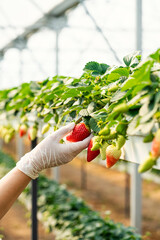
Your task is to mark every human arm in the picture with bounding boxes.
[0,167,31,219]
[0,123,92,219]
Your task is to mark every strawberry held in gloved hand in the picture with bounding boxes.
[66,123,91,142]
[17,123,92,179]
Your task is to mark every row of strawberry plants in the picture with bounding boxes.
[0,49,159,172]
[0,150,141,240]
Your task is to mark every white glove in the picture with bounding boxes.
[16,123,92,179]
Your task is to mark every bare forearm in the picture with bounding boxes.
[0,167,31,219]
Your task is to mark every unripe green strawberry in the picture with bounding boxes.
[101,131,117,140]
[21,116,28,123]
[113,103,128,113]
[116,135,126,150]
[99,126,110,136]
[66,123,90,142]
[106,145,121,168]
[143,133,154,143]
[4,133,13,143]
[91,136,101,151]
[87,138,100,162]
[28,126,37,141]
[101,98,110,104]
[1,128,8,138]
[108,85,118,92]
[151,129,160,158]
[41,123,50,134]
[138,155,157,173]
[100,142,108,160]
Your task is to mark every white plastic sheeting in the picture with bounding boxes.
[0,0,159,89]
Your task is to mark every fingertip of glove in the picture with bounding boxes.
[67,122,75,130]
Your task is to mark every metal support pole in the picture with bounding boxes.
[31,138,38,240]
[53,29,60,182]
[136,0,142,52]
[129,0,142,233]
[130,139,142,233]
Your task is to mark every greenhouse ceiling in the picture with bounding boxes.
[0,0,160,89]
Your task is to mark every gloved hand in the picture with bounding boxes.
[16,123,92,179]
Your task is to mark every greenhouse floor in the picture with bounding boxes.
[0,201,55,240]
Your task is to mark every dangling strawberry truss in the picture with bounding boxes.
[0,49,159,172]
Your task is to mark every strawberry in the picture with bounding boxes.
[99,126,110,136]
[116,135,126,150]
[28,126,37,141]
[20,116,28,123]
[113,103,128,113]
[100,142,108,160]
[106,145,121,168]
[41,123,50,134]
[138,155,156,173]
[151,129,160,158]
[66,123,90,142]
[91,136,101,151]
[19,124,28,137]
[87,138,100,162]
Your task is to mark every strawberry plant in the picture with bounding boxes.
[0,49,159,172]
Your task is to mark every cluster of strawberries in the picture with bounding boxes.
[19,124,37,141]
[66,122,125,168]
[19,121,160,171]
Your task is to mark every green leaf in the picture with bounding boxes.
[121,60,153,91]
[149,48,160,62]
[30,81,41,91]
[123,51,141,67]
[87,102,96,114]
[110,91,126,102]
[44,93,54,103]
[83,61,100,72]
[61,89,79,99]
[44,113,53,122]
[89,118,100,133]
[83,61,109,75]
[116,121,128,135]
[112,67,129,77]
[107,73,120,82]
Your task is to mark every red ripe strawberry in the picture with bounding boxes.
[66,123,90,142]
[19,124,28,137]
[151,129,160,158]
[87,138,100,162]
[106,145,121,168]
